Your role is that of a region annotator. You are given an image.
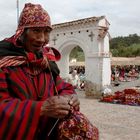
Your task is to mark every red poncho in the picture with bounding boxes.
[0,40,75,140]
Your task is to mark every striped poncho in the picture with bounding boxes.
[0,40,75,140]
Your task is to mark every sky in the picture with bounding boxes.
[0,0,140,40]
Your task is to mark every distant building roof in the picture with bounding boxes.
[52,16,108,29]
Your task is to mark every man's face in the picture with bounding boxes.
[23,27,51,53]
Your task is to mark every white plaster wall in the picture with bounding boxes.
[98,18,109,28]
[102,58,111,86]
[104,35,110,53]
[54,36,87,78]
[49,16,111,90]
[85,57,102,84]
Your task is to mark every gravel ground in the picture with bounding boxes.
[76,79,140,140]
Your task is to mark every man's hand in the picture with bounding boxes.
[41,96,71,118]
[63,94,80,111]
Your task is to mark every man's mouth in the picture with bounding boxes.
[33,45,42,48]
[32,45,43,52]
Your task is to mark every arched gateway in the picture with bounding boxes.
[49,16,111,97]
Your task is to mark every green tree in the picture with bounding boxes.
[69,46,84,61]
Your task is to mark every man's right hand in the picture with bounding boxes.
[40,96,71,118]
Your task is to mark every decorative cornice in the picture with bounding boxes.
[52,16,106,29]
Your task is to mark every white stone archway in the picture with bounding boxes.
[55,37,87,77]
[49,16,111,97]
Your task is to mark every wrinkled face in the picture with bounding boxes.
[22,27,51,53]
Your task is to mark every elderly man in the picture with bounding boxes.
[0,3,79,140]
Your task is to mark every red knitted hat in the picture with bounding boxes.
[13,3,52,45]
[18,3,52,29]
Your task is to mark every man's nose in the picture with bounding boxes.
[37,32,45,43]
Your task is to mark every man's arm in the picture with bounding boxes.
[0,69,43,140]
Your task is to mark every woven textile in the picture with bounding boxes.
[101,88,140,106]
[18,3,52,29]
[57,111,99,140]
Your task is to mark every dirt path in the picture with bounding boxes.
[77,88,140,140]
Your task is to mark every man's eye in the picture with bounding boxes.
[33,29,40,32]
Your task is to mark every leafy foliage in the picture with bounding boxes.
[110,34,140,49]
[69,46,85,61]
[110,34,140,57]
